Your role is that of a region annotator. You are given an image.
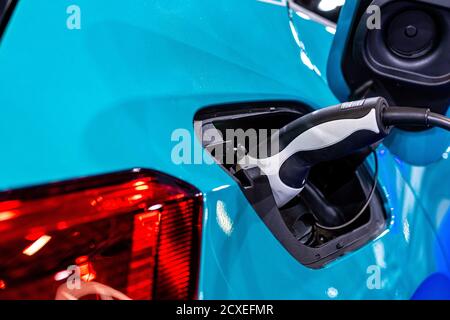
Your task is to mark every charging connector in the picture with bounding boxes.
[242,97,450,209]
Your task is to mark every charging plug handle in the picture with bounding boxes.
[257,97,450,208]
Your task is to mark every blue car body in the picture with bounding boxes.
[0,0,449,299]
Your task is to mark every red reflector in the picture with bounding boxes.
[0,169,202,300]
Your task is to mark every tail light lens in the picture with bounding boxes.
[0,169,202,300]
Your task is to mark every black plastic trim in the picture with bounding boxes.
[0,0,17,42]
[241,162,387,269]
[341,0,450,116]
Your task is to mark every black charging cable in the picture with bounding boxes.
[316,150,379,231]
[383,107,450,131]
[316,107,450,231]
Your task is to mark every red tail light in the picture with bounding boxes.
[0,169,202,300]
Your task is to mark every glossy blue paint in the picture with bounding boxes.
[412,273,450,300]
[327,0,357,101]
[0,0,448,299]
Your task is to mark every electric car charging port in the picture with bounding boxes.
[194,101,388,268]
[282,151,383,247]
